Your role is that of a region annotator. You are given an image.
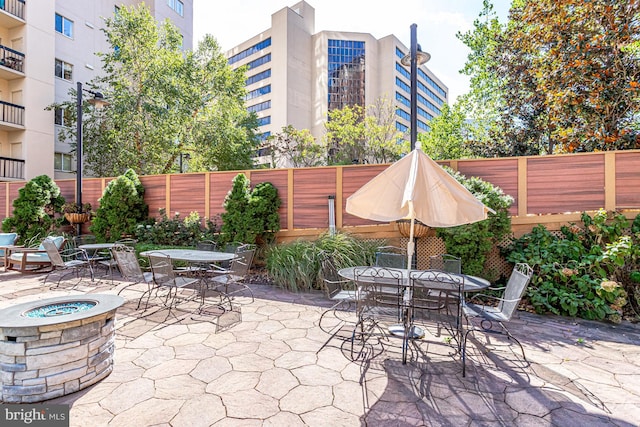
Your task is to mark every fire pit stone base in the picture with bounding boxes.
[0,294,124,403]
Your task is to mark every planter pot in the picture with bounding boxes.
[396,219,430,238]
[64,213,90,224]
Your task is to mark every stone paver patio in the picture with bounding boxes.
[0,269,639,426]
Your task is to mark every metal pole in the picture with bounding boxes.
[76,82,83,235]
[409,23,418,151]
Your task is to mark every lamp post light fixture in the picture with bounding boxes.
[75,82,109,234]
[401,24,431,151]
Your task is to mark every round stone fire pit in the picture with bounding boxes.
[0,294,124,403]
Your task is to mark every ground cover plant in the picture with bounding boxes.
[504,209,639,322]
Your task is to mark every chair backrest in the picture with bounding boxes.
[115,238,137,248]
[42,239,65,267]
[196,240,218,251]
[229,245,255,280]
[499,263,534,319]
[410,269,463,311]
[147,253,177,286]
[375,247,407,269]
[429,254,461,274]
[0,232,18,246]
[320,255,344,299]
[112,245,147,282]
[354,266,404,314]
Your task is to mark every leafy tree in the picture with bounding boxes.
[247,182,281,244]
[268,125,326,167]
[456,0,509,155]
[90,169,148,241]
[418,102,472,160]
[324,98,407,165]
[51,5,257,177]
[2,175,65,244]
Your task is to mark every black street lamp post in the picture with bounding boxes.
[401,24,431,151]
[76,82,108,234]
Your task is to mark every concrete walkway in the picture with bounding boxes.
[0,270,638,426]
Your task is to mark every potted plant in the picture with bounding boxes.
[62,202,92,224]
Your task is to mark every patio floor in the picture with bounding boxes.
[0,269,639,426]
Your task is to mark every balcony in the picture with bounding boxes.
[0,156,24,180]
[0,45,23,79]
[0,100,24,130]
[0,0,25,28]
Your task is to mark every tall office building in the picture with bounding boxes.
[225,1,448,166]
[0,0,192,182]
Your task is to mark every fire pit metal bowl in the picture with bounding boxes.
[0,294,124,403]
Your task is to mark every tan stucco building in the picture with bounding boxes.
[225,1,448,166]
[0,0,192,182]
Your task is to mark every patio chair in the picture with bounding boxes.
[429,254,461,274]
[206,244,256,305]
[98,238,138,278]
[196,240,218,251]
[43,239,93,287]
[6,235,66,273]
[146,253,200,312]
[375,246,407,269]
[410,270,465,363]
[114,245,155,308]
[318,254,358,333]
[350,266,405,361]
[462,263,534,377]
[0,232,18,270]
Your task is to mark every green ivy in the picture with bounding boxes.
[504,210,639,322]
[435,169,514,277]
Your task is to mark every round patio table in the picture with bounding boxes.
[139,249,235,264]
[78,243,115,251]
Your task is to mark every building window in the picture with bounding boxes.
[229,38,272,65]
[257,116,271,127]
[55,13,73,38]
[245,84,271,101]
[395,92,410,108]
[395,77,410,94]
[246,69,271,86]
[55,59,73,81]
[54,152,74,172]
[258,131,271,142]
[396,108,410,121]
[54,107,72,126]
[417,120,430,132]
[328,39,366,111]
[246,53,271,70]
[396,122,408,132]
[167,0,184,16]
[247,100,271,113]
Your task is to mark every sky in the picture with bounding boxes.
[192,0,511,102]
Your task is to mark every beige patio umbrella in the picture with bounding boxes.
[345,148,494,269]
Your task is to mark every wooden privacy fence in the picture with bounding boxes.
[0,150,639,243]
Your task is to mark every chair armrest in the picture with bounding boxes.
[466,293,520,304]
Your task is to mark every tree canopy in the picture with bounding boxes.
[459,0,640,156]
[53,5,258,177]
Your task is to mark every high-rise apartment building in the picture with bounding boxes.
[225,1,448,166]
[0,0,192,182]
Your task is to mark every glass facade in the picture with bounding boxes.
[247,53,271,70]
[257,116,271,127]
[328,39,365,111]
[247,100,271,113]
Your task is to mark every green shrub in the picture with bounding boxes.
[435,168,514,277]
[90,169,148,241]
[504,210,638,322]
[220,174,281,245]
[2,175,65,244]
[265,232,383,292]
[135,209,220,246]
